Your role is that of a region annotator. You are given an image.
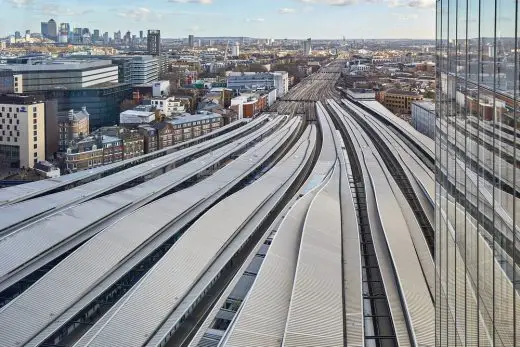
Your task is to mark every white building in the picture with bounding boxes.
[227,71,289,98]
[120,109,156,124]
[232,42,240,57]
[112,55,159,85]
[411,101,435,139]
[0,94,46,168]
[150,97,186,117]
[152,80,170,97]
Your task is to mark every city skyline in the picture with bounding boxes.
[2,0,435,39]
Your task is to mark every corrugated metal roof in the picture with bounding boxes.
[0,118,285,293]
[222,190,316,347]
[73,120,314,347]
[283,165,344,347]
[0,116,294,347]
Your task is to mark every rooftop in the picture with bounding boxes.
[0,59,114,72]
[412,100,435,111]
[386,89,422,96]
[168,112,222,126]
[0,94,44,105]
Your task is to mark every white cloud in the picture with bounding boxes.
[168,0,213,4]
[392,12,419,21]
[385,0,435,8]
[245,18,265,22]
[7,0,33,7]
[279,8,297,14]
[296,0,434,8]
[295,0,357,6]
[117,7,162,21]
[40,3,92,16]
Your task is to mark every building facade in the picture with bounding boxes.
[0,95,46,169]
[436,0,520,346]
[382,89,423,114]
[43,82,132,129]
[147,30,161,56]
[57,107,90,152]
[4,60,118,93]
[411,100,435,139]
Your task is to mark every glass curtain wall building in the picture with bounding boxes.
[436,0,520,346]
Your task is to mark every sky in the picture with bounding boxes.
[0,0,435,39]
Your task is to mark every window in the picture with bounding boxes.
[33,119,37,124]
[33,107,36,112]
[33,131,37,136]
[33,125,37,130]
[33,144,37,149]
[34,158,38,164]
[34,152,37,158]
[33,136,37,142]
[14,138,17,143]
[16,132,19,137]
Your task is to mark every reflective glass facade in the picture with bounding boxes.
[436,0,520,345]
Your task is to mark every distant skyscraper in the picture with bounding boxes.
[47,19,57,40]
[93,29,100,40]
[147,29,161,56]
[303,38,312,56]
[188,34,194,48]
[14,31,21,40]
[231,42,240,57]
[436,0,520,346]
[41,22,48,38]
[139,30,143,40]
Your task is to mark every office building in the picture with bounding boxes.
[411,100,435,139]
[188,34,194,48]
[227,71,289,98]
[303,38,312,56]
[57,107,90,152]
[126,55,159,85]
[44,82,132,129]
[139,31,143,40]
[0,94,46,169]
[436,1,520,345]
[147,30,161,56]
[3,59,118,93]
[47,19,57,40]
[0,70,15,94]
